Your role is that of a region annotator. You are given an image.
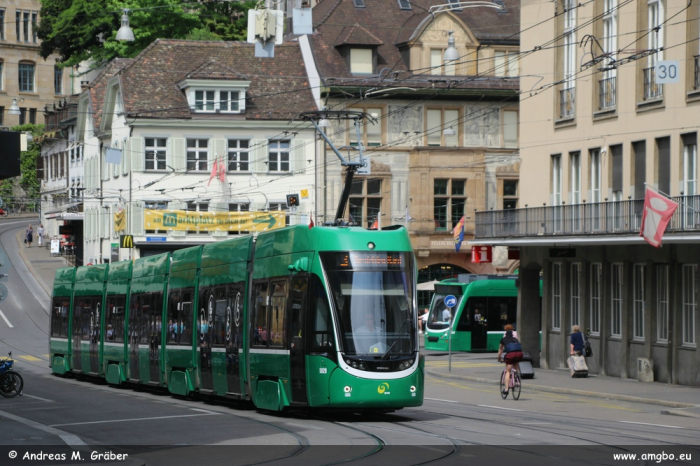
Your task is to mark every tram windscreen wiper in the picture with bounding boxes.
[380,318,413,360]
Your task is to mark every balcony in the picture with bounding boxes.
[44,101,78,133]
[643,67,663,100]
[475,196,700,240]
[598,77,616,110]
[695,55,700,90]
[559,87,575,119]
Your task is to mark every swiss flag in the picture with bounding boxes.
[640,186,678,248]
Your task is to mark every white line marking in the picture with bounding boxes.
[189,408,217,414]
[619,421,683,429]
[0,310,13,328]
[286,422,323,430]
[478,405,523,412]
[0,409,86,446]
[521,422,552,425]
[22,394,55,403]
[50,412,220,427]
[425,397,458,403]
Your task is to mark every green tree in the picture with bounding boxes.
[38,0,258,70]
[1,124,44,209]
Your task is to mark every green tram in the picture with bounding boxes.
[49,225,423,412]
[424,274,540,352]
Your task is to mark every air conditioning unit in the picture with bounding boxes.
[637,358,654,382]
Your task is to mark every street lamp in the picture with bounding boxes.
[116,9,135,41]
[8,98,23,116]
[443,31,459,63]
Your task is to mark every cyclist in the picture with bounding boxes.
[497,324,523,396]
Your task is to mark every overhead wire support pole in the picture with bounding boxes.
[301,110,375,225]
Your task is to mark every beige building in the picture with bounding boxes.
[475,1,700,385]
[0,0,74,128]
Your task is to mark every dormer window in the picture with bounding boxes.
[350,48,373,74]
[194,90,240,112]
[179,78,250,115]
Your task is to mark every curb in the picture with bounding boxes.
[660,407,700,418]
[15,228,57,296]
[425,369,698,409]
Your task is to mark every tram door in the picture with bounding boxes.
[88,301,101,374]
[71,299,85,370]
[128,295,141,380]
[142,294,162,384]
[198,288,214,391]
[289,276,308,403]
[225,285,244,395]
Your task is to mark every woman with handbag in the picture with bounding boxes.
[570,325,585,356]
[569,325,589,377]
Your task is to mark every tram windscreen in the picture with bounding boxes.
[321,252,416,356]
[427,293,464,331]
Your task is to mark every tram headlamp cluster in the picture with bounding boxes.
[344,357,368,371]
[398,359,415,371]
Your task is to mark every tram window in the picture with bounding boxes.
[181,289,193,344]
[140,295,153,344]
[488,296,517,332]
[80,298,92,340]
[310,275,335,350]
[51,298,69,337]
[253,282,269,346]
[269,280,287,348]
[289,277,307,348]
[106,296,126,342]
[167,292,180,344]
[213,288,227,347]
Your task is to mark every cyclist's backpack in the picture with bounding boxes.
[505,339,522,353]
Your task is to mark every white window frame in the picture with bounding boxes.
[268,140,290,173]
[494,50,518,77]
[563,0,576,88]
[683,140,697,196]
[633,263,645,340]
[590,149,602,203]
[611,263,623,337]
[552,154,562,206]
[503,110,518,148]
[571,263,581,326]
[186,138,209,172]
[682,264,697,346]
[656,264,669,343]
[227,139,250,172]
[570,152,581,204]
[647,0,664,68]
[590,263,602,335]
[603,0,618,81]
[18,62,35,92]
[145,138,167,171]
[552,263,562,331]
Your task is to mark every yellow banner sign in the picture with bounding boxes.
[114,210,126,232]
[144,209,285,232]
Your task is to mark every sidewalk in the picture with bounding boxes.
[15,226,69,297]
[423,350,700,418]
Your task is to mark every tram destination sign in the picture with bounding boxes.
[335,252,404,270]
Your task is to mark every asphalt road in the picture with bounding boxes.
[0,218,698,465]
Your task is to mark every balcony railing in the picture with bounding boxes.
[598,77,616,110]
[475,195,700,239]
[559,87,575,118]
[643,67,663,100]
[695,55,700,90]
[44,102,78,132]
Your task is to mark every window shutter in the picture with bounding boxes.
[171,138,186,171]
[122,139,130,175]
[213,138,227,168]
[113,140,121,178]
[292,139,310,173]
[250,139,267,173]
[130,201,144,235]
[130,137,145,172]
[102,149,109,181]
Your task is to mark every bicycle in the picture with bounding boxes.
[499,359,521,400]
[0,352,23,398]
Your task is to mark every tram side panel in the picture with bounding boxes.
[127,253,170,386]
[103,260,132,385]
[49,267,77,375]
[197,236,252,399]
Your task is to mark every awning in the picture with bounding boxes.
[57,212,84,221]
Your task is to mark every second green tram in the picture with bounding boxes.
[424,274,541,352]
[49,225,423,412]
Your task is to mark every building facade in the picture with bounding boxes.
[475,0,700,385]
[0,0,76,128]
[73,40,318,263]
[303,0,521,306]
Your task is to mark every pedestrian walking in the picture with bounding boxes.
[36,224,44,247]
[25,224,33,248]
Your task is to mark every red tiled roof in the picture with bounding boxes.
[334,24,384,46]
[88,58,132,132]
[105,39,317,120]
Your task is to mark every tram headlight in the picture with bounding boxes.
[351,361,358,368]
[358,363,367,371]
[410,385,416,393]
[367,242,375,250]
[344,386,352,393]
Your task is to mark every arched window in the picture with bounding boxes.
[18,61,35,92]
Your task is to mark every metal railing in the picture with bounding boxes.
[643,67,663,100]
[475,195,700,239]
[559,87,575,118]
[695,55,700,90]
[598,77,616,110]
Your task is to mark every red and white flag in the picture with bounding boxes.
[218,155,226,183]
[208,158,218,186]
[640,186,678,248]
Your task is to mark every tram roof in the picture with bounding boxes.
[53,267,76,284]
[132,252,171,279]
[107,260,132,281]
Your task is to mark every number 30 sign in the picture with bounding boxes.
[655,60,679,84]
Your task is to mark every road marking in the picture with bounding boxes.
[50,412,221,427]
[478,405,523,412]
[22,394,55,403]
[0,409,85,446]
[619,421,683,429]
[521,422,551,425]
[0,310,13,328]
[17,355,42,362]
[425,397,459,403]
[189,408,217,414]
[286,422,323,430]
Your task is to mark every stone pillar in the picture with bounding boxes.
[518,261,542,368]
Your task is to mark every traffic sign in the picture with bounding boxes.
[444,295,457,308]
